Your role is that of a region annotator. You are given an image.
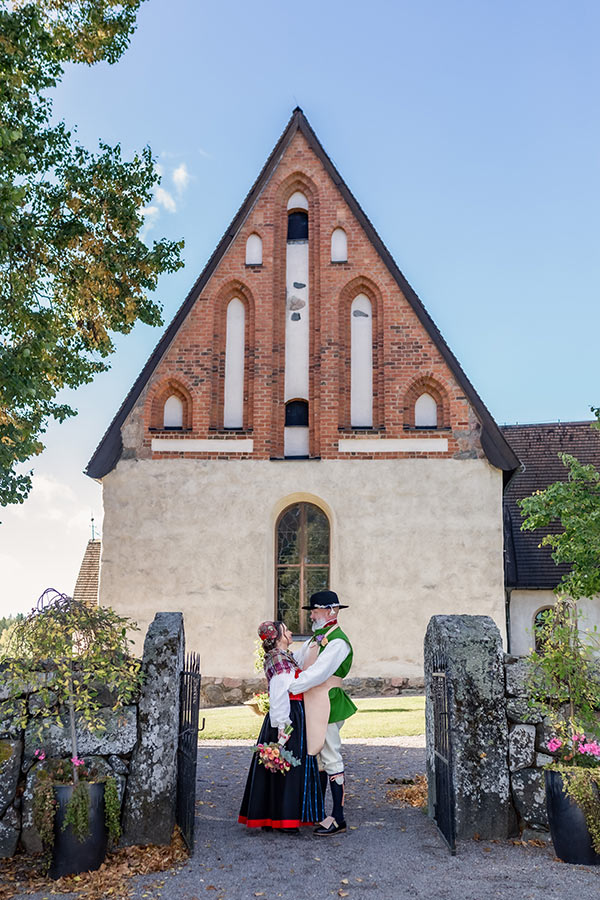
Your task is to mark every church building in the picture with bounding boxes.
[86,109,520,687]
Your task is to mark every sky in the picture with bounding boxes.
[2,0,599,617]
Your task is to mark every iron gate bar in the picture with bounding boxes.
[176,651,203,854]
[431,651,456,855]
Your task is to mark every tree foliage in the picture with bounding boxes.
[0,1,183,506]
[518,412,600,601]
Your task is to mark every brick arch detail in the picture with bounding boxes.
[337,276,384,430]
[403,374,451,429]
[210,280,256,431]
[271,172,321,457]
[148,377,193,430]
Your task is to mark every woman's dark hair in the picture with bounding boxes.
[262,621,284,653]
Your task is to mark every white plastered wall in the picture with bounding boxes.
[509,589,600,657]
[99,458,506,678]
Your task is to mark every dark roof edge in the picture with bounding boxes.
[87,107,519,479]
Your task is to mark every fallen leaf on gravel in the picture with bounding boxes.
[341,879,349,884]
[338,892,349,898]
[385,774,427,808]
[0,828,187,900]
[254,893,265,897]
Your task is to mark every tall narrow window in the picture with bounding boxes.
[276,502,330,634]
[224,298,245,428]
[331,228,347,262]
[350,293,373,427]
[163,395,183,429]
[245,233,262,265]
[415,393,437,427]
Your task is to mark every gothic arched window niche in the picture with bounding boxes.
[415,392,438,428]
[403,376,449,431]
[149,380,192,432]
[223,297,245,429]
[163,394,183,429]
[351,293,373,427]
[276,502,330,635]
[245,233,262,266]
[331,227,348,263]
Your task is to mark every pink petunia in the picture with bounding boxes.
[547,738,563,752]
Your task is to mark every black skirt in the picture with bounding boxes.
[238,699,324,828]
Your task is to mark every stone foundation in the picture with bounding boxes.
[200,675,425,708]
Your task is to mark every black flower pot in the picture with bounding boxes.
[545,769,600,865]
[49,782,108,879]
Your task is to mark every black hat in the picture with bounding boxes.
[302,589,349,610]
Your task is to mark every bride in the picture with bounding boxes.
[238,621,324,832]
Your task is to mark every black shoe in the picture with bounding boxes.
[261,825,273,831]
[314,818,346,836]
[277,827,299,834]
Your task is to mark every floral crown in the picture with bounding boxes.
[258,621,279,643]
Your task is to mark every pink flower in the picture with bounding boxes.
[547,738,563,752]
[34,749,46,761]
[71,756,84,767]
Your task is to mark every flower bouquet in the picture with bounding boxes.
[253,726,300,774]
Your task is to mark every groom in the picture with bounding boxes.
[291,590,357,836]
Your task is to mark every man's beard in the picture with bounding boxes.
[311,615,336,632]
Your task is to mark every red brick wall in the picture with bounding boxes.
[139,130,479,462]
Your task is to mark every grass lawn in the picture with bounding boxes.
[200,695,425,740]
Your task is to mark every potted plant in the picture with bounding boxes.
[2,588,141,876]
[524,597,600,864]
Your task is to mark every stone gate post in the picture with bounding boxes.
[424,615,513,840]
[121,612,185,845]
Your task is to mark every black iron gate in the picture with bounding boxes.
[431,650,456,855]
[176,652,204,853]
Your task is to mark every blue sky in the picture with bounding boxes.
[2,0,599,616]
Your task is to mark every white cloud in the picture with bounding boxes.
[173,162,190,195]
[156,186,176,213]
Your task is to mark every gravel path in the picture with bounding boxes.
[129,739,600,900]
[9,739,600,900]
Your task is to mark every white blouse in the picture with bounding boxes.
[268,671,295,729]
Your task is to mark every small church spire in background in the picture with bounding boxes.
[91,514,96,541]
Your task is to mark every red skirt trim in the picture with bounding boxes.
[238,815,314,828]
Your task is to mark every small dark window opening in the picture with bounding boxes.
[287,211,308,241]
[285,400,309,427]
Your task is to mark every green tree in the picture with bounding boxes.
[0,1,183,507]
[518,411,600,601]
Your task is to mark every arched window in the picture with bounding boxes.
[163,395,183,429]
[351,293,373,427]
[245,233,262,266]
[287,191,308,240]
[284,400,309,457]
[534,607,553,653]
[415,392,438,428]
[276,502,330,634]
[331,228,347,263]
[224,297,245,428]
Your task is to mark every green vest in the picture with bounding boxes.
[312,624,358,723]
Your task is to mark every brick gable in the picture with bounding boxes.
[87,110,518,477]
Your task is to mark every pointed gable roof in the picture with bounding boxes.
[86,108,519,481]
